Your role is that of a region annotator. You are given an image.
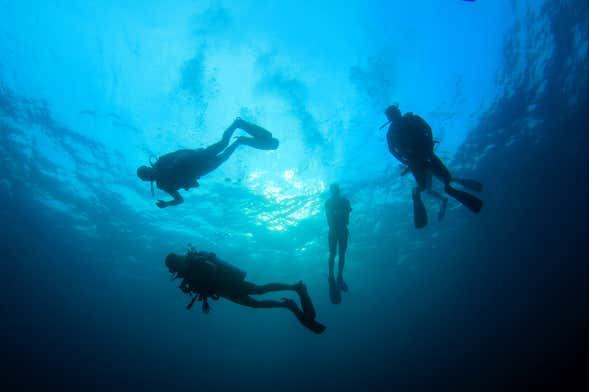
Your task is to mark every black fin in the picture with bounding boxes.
[445,185,483,213]
[297,283,316,320]
[413,191,428,228]
[328,276,341,304]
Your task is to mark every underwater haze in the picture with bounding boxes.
[1,0,587,390]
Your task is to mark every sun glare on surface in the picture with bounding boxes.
[246,169,326,231]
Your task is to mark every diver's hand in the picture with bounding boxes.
[156,200,169,208]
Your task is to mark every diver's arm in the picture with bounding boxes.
[156,189,184,208]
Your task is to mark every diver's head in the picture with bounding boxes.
[165,253,187,274]
[137,165,156,182]
[330,183,340,196]
[385,104,402,122]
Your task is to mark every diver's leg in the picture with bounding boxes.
[197,140,242,176]
[411,164,428,228]
[430,155,483,213]
[425,171,433,191]
[228,295,289,309]
[201,120,241,156]
[328,229,337,279]
[240,281,316,320]
[242,282,298,295]
[327,229,341,304]
[337,229,349,292]
[428,154,452,186]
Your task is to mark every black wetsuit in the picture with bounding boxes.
[386,113,451,189]
[152,149,218,194]
[180,253,248,299]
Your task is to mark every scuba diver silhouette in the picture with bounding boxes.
[324,184,352,304]
[382,104,483,228]
[137,118,278,208]
[165,248,326,334]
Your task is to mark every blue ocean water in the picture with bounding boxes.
[0,0,587,390]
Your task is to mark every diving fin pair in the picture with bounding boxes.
[328,276,342,304]
[413,189,428,229]
[235,119,279,150]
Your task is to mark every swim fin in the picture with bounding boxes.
[328,276,341,304]
[445,185,483,213]
[237,136,279,150]
[296,282,316,320]
[234,119,279,150]
[337,275,348,292]
[296,313,326,334]
[452,178,483,192]
[412,189,428,229]
[237,120,271,138]
[282,298,326,334]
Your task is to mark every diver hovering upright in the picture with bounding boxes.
[324,183,352,304]
[382,104,483,228]
[165,248,326,334]
[137,118,278,208]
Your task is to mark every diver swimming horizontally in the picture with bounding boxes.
[324,184,352,304]
[382,104,483,228]
[165,248,326,334]
[137,118,279,208]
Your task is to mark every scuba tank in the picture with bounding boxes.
[168,248,247,313]
[191,250,246,282]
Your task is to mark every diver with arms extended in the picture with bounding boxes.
[382,104,483,228]
[165,248,326,334]
[137,118,279,208]
[324,183,352,304]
